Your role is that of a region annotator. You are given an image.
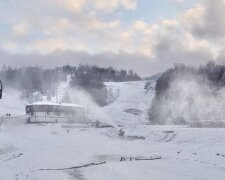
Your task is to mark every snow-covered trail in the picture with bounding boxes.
[104,80,155,125]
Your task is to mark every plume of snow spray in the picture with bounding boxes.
[150,72,225,125]
[62,87,119,129]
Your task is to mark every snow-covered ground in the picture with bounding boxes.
[1,124,225,180]
[1,80,225,180]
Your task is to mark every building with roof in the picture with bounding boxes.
[25,101,88,123]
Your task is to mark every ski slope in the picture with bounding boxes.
[104,80,156,125]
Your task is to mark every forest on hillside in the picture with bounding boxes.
[0,65,141,106]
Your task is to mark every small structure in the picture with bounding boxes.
[26,101,88,124]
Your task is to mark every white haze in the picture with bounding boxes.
[0,75,118,129]
[157,73,225,124]
[62,87,118,129]
[0,88,27,117]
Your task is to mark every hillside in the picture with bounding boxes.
[104,80,156,125]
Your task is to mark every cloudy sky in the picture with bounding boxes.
[0,0,225,76]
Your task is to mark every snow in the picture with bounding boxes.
[104,80,156,125]
[51,75,71,103]
[28,101,87,108]
[1,80,225,180]
[62,103,86,108]
[1,124,225,180]
[0,89,27,117]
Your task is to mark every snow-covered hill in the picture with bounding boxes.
[104,80,155,125]
[50,78,156,127]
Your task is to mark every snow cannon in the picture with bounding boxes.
[119,128,125,137]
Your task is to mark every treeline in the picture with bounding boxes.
[0,66,64,98]
[155,62,225,97]
[0,65,141,106]
[70,65,141,105]
[148,62,225,124]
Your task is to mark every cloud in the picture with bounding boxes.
[132,21,148,31]
[84,18,121,31]
[149,16,214,66]
[93,0,137,12]
[0,48,156,76]
[169,0,186,4]
[56,0,137,14]
[1,42,18,52]
[58,0,86,13]
[27,39,67,53]
[11,22,30,36]
[43,18,74,36]
[1,0,225,76]
[183,0,225,41]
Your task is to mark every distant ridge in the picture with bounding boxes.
[143,73,162,81]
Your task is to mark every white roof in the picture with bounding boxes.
[27,101,87,108]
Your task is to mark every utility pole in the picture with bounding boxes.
[55,88,58,103]
[0,81,3,99]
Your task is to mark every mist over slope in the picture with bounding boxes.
[0,89,27,117]
[149,63,225,125]
[0,73,157,128]
[56,77,157,126]
[0,65,141,107]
